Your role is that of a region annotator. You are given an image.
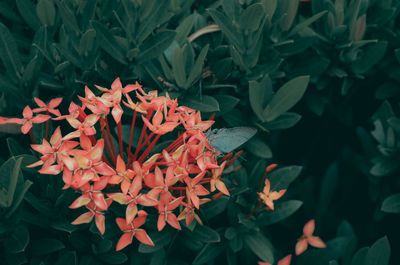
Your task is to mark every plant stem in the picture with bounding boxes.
[138,134,161,163]
[117,121,123,160]
[105,116,117,160]
[127,110,137,163]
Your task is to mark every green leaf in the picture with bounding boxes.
[172,45,186,87]
[214,95,240,116]
[351,247,368,265]
[6,180,32,218]
[191,226,221,243]
[182,95,220,112]
[269,166,302,190]
[207,9,243,50]
[192,243,223,265]
[258,200,303,225]
[316,163,338,220]
[351,41,388,74]
[98,252,128,265]
[36,0,55,26]
[245,137,272,158]
[263,76,309,122]
[0,23,23,79]
[176,14,197,44]
[6,157,23,208]
[366,236,390,265]
[257,112,301,131]
[288,11,328,37]
[239,4,265,33]
[185,44,209,88]
[243,232,274,264]
[249,75,273,121]
[202,196,229,219]
[387,117,400,134]
[30,238,65,256]
[79,29,96,57]
[138,230,174,253]
[92,21,127,64]
[136,30,176,63]
[54,44,82,68]
[16,0,41,30]
[55,251,77,265]
[381,193,400,213]
[55,0,80,35]
[279,0,299,31]
[5,226,30,254]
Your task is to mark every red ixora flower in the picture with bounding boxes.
[295,219,326,255]
[0,77,245,250]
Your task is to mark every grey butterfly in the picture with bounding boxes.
[206,127,257,153]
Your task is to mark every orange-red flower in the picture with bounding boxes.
[157,196,183,231]
[116,210,154,250]
[33,97,62,116]
[295,219,326,255]
[0,106,50,134]
[258,178,286,210]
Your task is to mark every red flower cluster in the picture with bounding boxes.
[0,78,234,251]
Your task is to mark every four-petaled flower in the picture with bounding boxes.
[116,210,154,250]
[295,219,326,255]
[33,97,63,116]
[258,178,286,210]
[0,106,50,134]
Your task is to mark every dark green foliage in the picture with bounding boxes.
[0,0,399,264]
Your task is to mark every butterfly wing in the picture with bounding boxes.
[207,127,257,153]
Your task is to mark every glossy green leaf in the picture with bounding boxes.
[172,45,186,87]
[381,193,400,213]
[136,30,176,63]
[258,112,301,131]
[351,247,368,265]
[258,200,303,225]
[16,0,41,30]
[55,251,77,265]
[239,4,265,33]
[191,225,221,243]
[214,95,239,116]
[138,230,174,253]
[185,44,209,88]
[0,23,23,79]
[243,232,274,264]
[351,41,387,74]
[30,238,65,256]
[5,226,30,254]
[36,0,55,26]
[245,137,272,158]
[207,9,243,50]
[176,14,197,44]
[269,166,302,191]
[263,76,309,122]
[79,29,96,57]
[366,236,390,265]
[279,0,299,31]
[182,95,220,112]
[192,243,223,265]
[55,0,80,35]
[92,21,127,64]
[249,75,273,121]
[288,11,328,37]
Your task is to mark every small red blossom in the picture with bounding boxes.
[295,219,326,255]
[33,97,62,116]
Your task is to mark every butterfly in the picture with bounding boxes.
[206,127,257,153]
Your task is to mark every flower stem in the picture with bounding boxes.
[45,111,49,140]
[138,134,161,163]
[117,121,123,160]
[105,116,117,160]
[127,110,137,163]
[247,201,262,219]
[101,119,116,164]
[132,111,152,162]
[29,129,36,145]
